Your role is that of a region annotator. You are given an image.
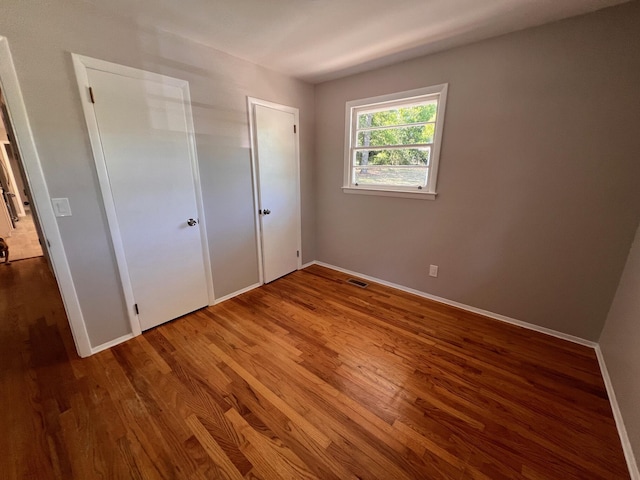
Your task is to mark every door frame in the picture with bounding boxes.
[72,54,215,337]
[0,37,93,357]
[246,97,302,285]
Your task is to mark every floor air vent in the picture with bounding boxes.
[346,278,368,288]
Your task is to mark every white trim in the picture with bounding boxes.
[0,38,92,357]
[90,333,135,355]
[213,282,261,305]
[72,53,215,338]
[307,260,596,348]
[247,97,303,285]
[343,187,437,200]
[72,54,139,337]
[0,141,26,217]
[343,84,448,198]
[595,345,640,480]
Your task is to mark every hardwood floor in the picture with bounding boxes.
[0,259,629,479]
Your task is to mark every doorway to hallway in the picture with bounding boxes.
[0,125,44,263]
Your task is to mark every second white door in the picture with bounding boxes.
[253,102,301,283]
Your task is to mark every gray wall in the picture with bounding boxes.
[314,2,640,341]
[0,0,315,347]
[600,222,640,471]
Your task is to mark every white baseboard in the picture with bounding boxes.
[595,346,640,480]
[213,282,261,305]
[301,261,316,269]
[90,333,135,355]
[308,261,596,347]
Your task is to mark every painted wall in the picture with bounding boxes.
[0,0,315,347]
[314,2,640,341]
[600,222,640,472]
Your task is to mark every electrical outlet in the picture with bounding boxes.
[429,265,439,277]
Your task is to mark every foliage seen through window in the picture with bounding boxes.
[353,101,437,188]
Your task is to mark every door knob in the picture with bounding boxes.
[187,218,197,226]
[263,209,271,215]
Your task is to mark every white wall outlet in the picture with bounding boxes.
[429,264,439,277]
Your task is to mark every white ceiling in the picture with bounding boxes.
[87,0,630,83]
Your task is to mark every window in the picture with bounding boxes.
[343,84,448,199]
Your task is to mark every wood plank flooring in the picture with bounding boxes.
[0,258,630,479]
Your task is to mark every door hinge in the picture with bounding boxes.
[293,124,297,134]
[89,86,95,104]
[297,250,300,258]
[134,303,139,315]
[47,239,51,248]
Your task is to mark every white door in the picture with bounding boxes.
[85,66,210,331]
[253,102,301,283]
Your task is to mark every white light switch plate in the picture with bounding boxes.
[52,197,72,217]
[429,264,439,277]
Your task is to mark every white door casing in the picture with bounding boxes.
[73,54,214,334]
[248,98,302,284]
[0,38,92,357]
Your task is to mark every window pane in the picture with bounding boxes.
[353,165,429,187]
[356,124,434,147]
[357,101,437,129]
[355,148,430,166]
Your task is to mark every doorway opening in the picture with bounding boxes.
[0,91,45,263]
[0,36,91,357]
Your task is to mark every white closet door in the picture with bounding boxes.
[87,68,209,330]
[255,104,300,283]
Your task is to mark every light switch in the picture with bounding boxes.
[51,197,72,217]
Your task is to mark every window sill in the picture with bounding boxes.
[342,187,437,200]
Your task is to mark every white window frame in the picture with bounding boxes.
[343,84,448,200]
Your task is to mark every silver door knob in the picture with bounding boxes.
[187,218,197,226]
[263,209,271,215]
